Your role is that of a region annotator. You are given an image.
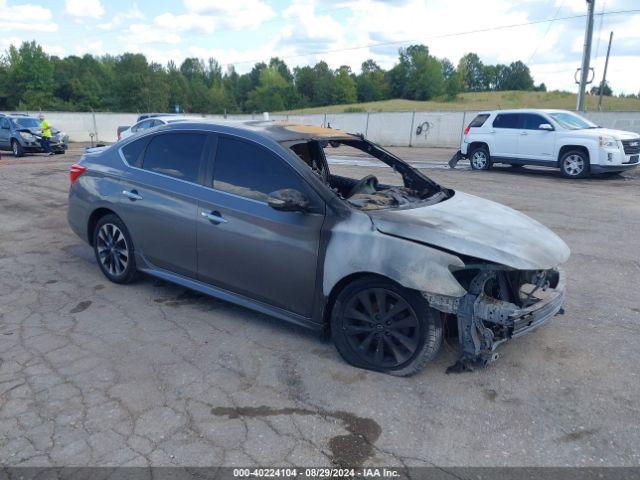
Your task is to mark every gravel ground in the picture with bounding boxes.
[0,143,639,468]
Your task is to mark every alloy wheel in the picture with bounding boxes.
[563,154,585,176]
[342,288,420,368]
[12,141,18,157]
[96,223,129,277]
[471,151,488,169]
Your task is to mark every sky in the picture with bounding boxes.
[0,0,639,94]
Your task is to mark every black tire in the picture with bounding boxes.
[93,214,138,284]
[11,139,24,158]
[560,149,590,179]
[331,277,442,376]
[469,145,491,170]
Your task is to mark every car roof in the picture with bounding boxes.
[137,115,187,123]
[162,119,359,143]
[480,108,574,115]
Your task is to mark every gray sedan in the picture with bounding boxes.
[67,120,569,375]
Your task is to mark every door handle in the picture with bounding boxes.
[201,210,228,224]
[521,131,528,135]
[122,190,143,201]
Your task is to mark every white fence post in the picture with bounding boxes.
[408,110,416,147]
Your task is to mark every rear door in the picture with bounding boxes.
[116,131,210,277]
[491,113,521,158]
[516,113,556,162]
[196,135,325,317]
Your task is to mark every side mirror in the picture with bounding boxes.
[539,123,554,131]
[268,188,310,213]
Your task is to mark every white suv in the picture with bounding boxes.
[455,109,640,178]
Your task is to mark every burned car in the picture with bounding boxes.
[67,120,569,376]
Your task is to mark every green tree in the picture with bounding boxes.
[6,41,55,109]
[356,59,388,102]
[333,65,357,104]
[457,53,485,92]
[245,67,298,112]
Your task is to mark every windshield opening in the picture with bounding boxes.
[550,112,597,130]
[288,138,448,211]
[11,117,41,129]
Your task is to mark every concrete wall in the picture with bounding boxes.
[3,110,640,146]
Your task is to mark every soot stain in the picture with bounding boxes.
[483,389,498,402]
[211,406,381,467]
[70,300,92,314]
[556,428,599,443]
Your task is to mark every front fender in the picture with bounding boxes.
[323,213,466,298]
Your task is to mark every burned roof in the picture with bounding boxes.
[167,119,360,143]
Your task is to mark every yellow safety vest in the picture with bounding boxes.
[41,119,52,138]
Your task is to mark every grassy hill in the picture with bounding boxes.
[280,91,640,114]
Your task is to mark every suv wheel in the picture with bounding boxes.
[93,214,138,284]
[560,150,589,178]
[331,277,442,376]
[469,146,491,170]
[11,139,24,158]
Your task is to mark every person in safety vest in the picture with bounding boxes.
[39,113,54,156]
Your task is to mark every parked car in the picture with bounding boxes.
[0,114,68,157]
[67,120,569,375]
[118,115,187,141]
[455,109,640,178]
[117,113,181,140]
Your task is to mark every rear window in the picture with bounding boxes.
[493,113,520,129]
[141,133,206,183]
[121,137,148,168]
[468,114,489,128]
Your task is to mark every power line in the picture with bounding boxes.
[226,8,640,68]
[527,0,565,64]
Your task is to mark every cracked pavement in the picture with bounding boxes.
[0,145,639,467]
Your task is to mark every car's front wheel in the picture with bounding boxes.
[11,139,24,158]
[560,150,590,178]
[331,277,442,376]
[93,214,138,284]
[469,146,491,170]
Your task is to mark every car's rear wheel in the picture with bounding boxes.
[11,139,24,158]
[93,214,138,284]
[469,146,491,170]
[331,277,442,376]
[560,150,590,178]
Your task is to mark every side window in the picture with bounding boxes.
[142,133,206,183]
[0,117,8,129]
[121,137,148,168]
[493,114,520,129]
[213,137,308,202]
[522,114,548,130]
[131,120,149,133]
[468,114,489,128]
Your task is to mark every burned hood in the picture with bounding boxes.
[368,191,570,270]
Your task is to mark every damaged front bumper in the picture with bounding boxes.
[424,268,566,371]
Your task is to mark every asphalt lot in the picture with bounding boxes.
[1,144,639,468]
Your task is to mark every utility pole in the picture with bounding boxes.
[598,31,613,111]
[576,0,595,111]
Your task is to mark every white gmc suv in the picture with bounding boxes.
[455,109,640,178]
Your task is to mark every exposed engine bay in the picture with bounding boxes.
[425,265,565,372]
[287,138,450,211]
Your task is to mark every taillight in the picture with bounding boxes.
[464,126,470,136]
[69,164,86,185]
[117,129,121,140]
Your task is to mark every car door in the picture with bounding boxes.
[490,113,521,158]
[115,131,210,278]
[196,135,325,317]
[0,117,10,149]
[516,113,556,163]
